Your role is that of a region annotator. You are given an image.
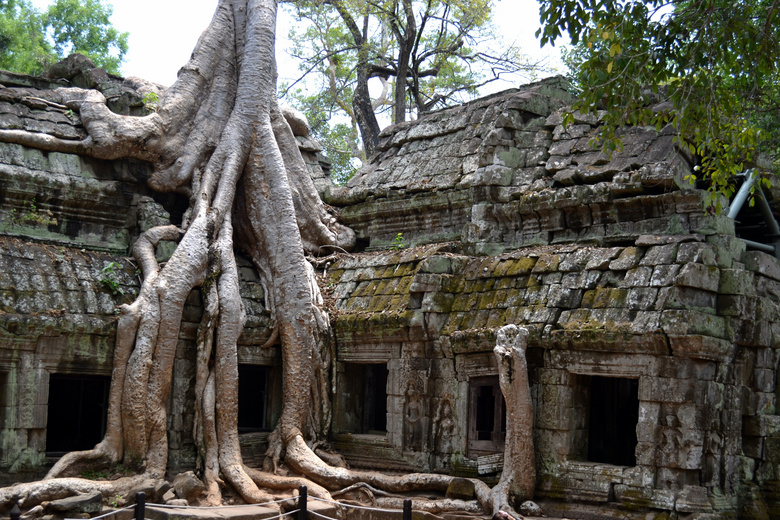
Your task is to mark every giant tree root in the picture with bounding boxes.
[0,476,156,511]
[489,325,535,518]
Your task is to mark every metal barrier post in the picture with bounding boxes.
[298,485,308,520]
[135,492,146,520]
[403,499,411,520]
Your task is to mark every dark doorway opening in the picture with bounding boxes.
[238,364,279,433]
[587,376,639,466]
[468,376,506,457]
[340,363,388,434]
[46,374,110,455]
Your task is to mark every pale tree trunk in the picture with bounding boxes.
[0,0,536,513]
[490,325,536,518]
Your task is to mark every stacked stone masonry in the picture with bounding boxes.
[0,66,779,519]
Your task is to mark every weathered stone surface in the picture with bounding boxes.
[444,477,475,500]
[172,471,205,502]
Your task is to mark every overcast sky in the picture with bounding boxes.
[29,0,565,90]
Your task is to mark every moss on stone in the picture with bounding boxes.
[504,257,538,276]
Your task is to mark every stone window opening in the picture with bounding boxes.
[238,364,280,433]
[337,363,388,435]
[468,376,506,457]
[584,375,639,467]
[46,373,110,456]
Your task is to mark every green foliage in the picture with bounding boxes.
[142,91,159,113]
[100,261,124,296]
[0,0,128,75]
[538,0,780,200]
[203,269,221,289]
[45,0,128,75]
[280,0,535,170]
[390,232,405,250]
[286,88,360,185]
[0,0,55,74]
[3,197,57,227]
[81,469,109,480]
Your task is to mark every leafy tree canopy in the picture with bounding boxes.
[0,0,128,76]
[538,0,780,203]
[281,0,539,184]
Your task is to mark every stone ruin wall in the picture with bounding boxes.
[0,69,778,518]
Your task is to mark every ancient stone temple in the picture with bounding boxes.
[1,64,779,518]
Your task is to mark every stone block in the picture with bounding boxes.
[445,477,475,500]
[636,420,659,443]
[668,335,733,361]
[418,256,453,274]
[690,213,735,236]
[718,294,758,317]
[756,276,780,300]
[743,251,780,281]
[546,285,583,309]
[545,155,571,173]
[622,266,653,287]
[756,347,776,369]
[626,287,658,310]
[650,264,681,287]
[639,377,695,403]
[706,234,747,268]
[656,286,717,312]
[719,269,757,296]
[674,262,720,292]
[661,310,727,339]
[409,273,443,293]
[755,368,776,393]
[634,441,657,466]
[675,485,713,513]
[583,247,623,270]
[553,168,578,186]
[730,318,771,347]
[531,254,561,273]
[561,270,601,290]
[744,436,765,459]
[552,123,591,140]
[641,244,679,266]
[472,165,514,186]
[615,485,677,510]
[677,242,719,266]
[656,358,717,381]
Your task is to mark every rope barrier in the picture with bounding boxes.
[278,508,300,518]
[145,495,292,509]
[310,495,402,514]
[66,505,134,520]
[307,510,341,520]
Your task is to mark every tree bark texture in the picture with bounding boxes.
[491,325,536,516]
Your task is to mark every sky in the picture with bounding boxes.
[29,0,566,99]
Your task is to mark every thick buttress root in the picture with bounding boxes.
[490,325,535,518]
[0,0,535,515]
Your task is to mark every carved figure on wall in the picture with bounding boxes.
[404,379,425,450]
[433,396,455,455]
